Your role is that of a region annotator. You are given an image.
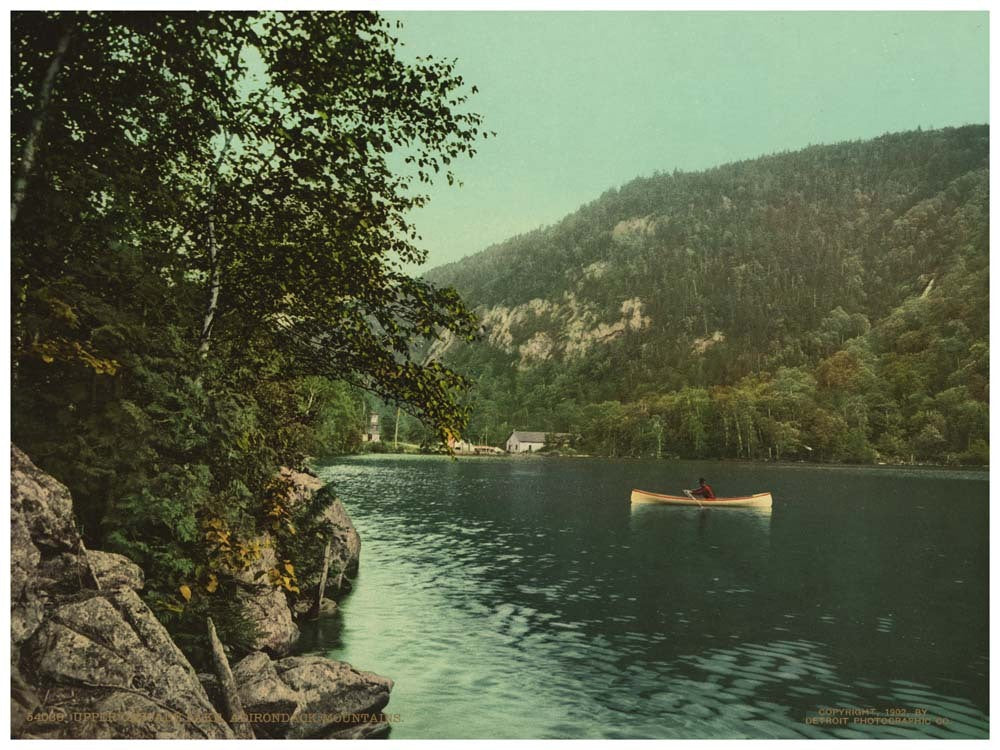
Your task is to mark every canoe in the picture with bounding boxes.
[630,489,773,509]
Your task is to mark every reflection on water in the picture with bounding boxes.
[631,503,772,538]
[299,455,988,739]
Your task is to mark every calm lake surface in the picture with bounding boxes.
[301,455,988,739]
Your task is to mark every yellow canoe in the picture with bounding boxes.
[630,489,773,509]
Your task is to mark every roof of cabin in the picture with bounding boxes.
[508,431,571,443]
[509,431,548,443]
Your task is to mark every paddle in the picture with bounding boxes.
[683,489,703,508]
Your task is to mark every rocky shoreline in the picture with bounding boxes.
[10,444,393,739]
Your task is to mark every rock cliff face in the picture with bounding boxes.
[319,493,362,591]
[11,445,392,739]
[234,467,361,656]
[233,651,393,739]
[10,444,234,739]
[279,466,361,604]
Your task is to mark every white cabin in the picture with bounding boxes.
[451,439,475,453]
[506,431,548,454]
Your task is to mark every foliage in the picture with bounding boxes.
[11,10,484,653]
[427,127,988,465]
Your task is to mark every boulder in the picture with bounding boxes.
[10,444,234,739]
[11,445,387,739]
[23,590,233,739]
[33,549,143,596]
[86,549,144,591]
[231,651,302,738]
[278,655,393,739]
[320,495,362,589]
[234,651,393,739]
[233,532,299,656]
[11,666,42,737]
[280,467,361,599]
[236,584,299,657]
[11,497,40,604]
[11,445,82,553]
[293,597,339,618]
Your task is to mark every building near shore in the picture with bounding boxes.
[448,436,475,453]
[362,412,380,443]
[446,436,504,455]
[506,431,576,453]
[506,431,550,453]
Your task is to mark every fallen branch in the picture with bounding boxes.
[308,540,333,619]
[206,617,255,739]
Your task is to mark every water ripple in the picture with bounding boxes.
[300,456,988,739]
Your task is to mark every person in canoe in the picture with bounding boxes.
[685,478,716,501]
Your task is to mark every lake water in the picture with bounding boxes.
[300,455,989,739]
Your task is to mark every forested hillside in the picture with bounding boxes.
[424,126,989,464]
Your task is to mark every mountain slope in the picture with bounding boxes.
[424,126,988,463]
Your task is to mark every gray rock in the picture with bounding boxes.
[10,444,81,553]
[197,673,221,708]
[11,498,40,604]
[86,549,144,591]
[233,532,299,656]
[20,588,234,739]
[10,665,42,736]
[279,655,393,739]
[233,651,394,739]
[10,444,234,739]
[11,588,46,651]
[280,465,324,503]
[232,651,302,738]
[279,467,361,598]
[35,552,96,595]
[10,444,386,740]
[321,496,362,589]
[292,596,339,619]
[34,549,142,595]
[11,446,88,655]
[236,585,299,656]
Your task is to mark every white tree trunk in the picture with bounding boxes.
[197,131,235,358]
[12,24,73,225]
[198,215,222,357]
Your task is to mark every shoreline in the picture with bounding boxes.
[12,447,393,740]
[326,450,988,474]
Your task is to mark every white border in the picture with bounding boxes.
[3,4,993,748]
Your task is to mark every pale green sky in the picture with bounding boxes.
[385,11,988,272]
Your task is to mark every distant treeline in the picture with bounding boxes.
[428,126,989,465]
